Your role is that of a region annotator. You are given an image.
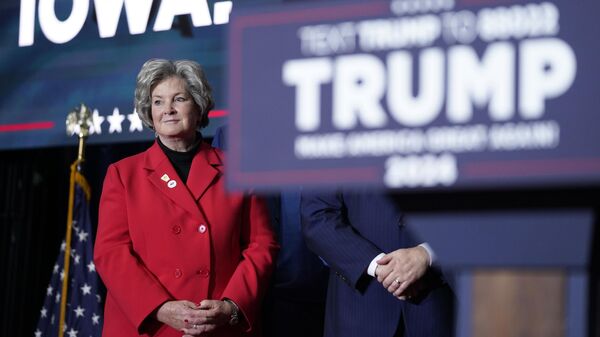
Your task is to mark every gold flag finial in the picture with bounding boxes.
[65,103,92,164]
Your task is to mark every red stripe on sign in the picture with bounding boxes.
[0,121,55,132]
[208,110,228,118]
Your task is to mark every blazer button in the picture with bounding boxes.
[198,268,210,278]
[174,268,183,278]
[172,225,182,235]
[198,224,207,234]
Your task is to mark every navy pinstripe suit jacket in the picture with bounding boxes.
[301,191,454,337]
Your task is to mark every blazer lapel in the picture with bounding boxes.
[186,143,223,201]
[143,142,203,219]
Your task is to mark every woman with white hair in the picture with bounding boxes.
[94,59,278,337]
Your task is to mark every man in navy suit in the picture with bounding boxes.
[301,191,454,337]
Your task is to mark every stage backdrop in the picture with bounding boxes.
[0,0,291,149]
[228,0,600,191]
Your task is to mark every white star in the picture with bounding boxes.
[107,107,125,133]
[34,329,42,337]
[60,270,65,280]
[92,313,100,325]
[90,109,105,135]
[81,283,92,295]
[55,293,61,303]
[73,253,81,265]
[60,241,66,251]
[128,110,143,132]
[41,307,47,318]
[53,264,59,274]
[87,261,96,273]
[74,306,85,318]
[96,294,102,303]
[47,285,53,296]
[67,327,78,337]
[77,230,89,242]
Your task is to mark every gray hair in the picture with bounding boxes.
[134,59,215,130]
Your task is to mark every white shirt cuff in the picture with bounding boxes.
[367,253,386,277]
[419,242,435,266]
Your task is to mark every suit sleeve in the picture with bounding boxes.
[94,164,172,334]
[301,192,382,289]
[220,194,278,332]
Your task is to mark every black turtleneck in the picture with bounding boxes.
[157,135,202,183]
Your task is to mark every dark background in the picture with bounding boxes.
[0,141,148,336]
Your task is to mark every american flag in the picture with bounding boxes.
[35,172,103,337]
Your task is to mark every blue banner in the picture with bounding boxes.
[0,0,255,149]
[228,0,600,191]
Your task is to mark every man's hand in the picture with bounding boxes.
[375,246,429,299]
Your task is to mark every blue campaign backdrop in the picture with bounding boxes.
[0,0,292,150]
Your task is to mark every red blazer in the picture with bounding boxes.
[94,141,278,337]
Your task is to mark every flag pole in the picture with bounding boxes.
[59,104,92,337]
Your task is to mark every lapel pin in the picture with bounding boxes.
[161,174,170,182]
[167,180,177,188]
